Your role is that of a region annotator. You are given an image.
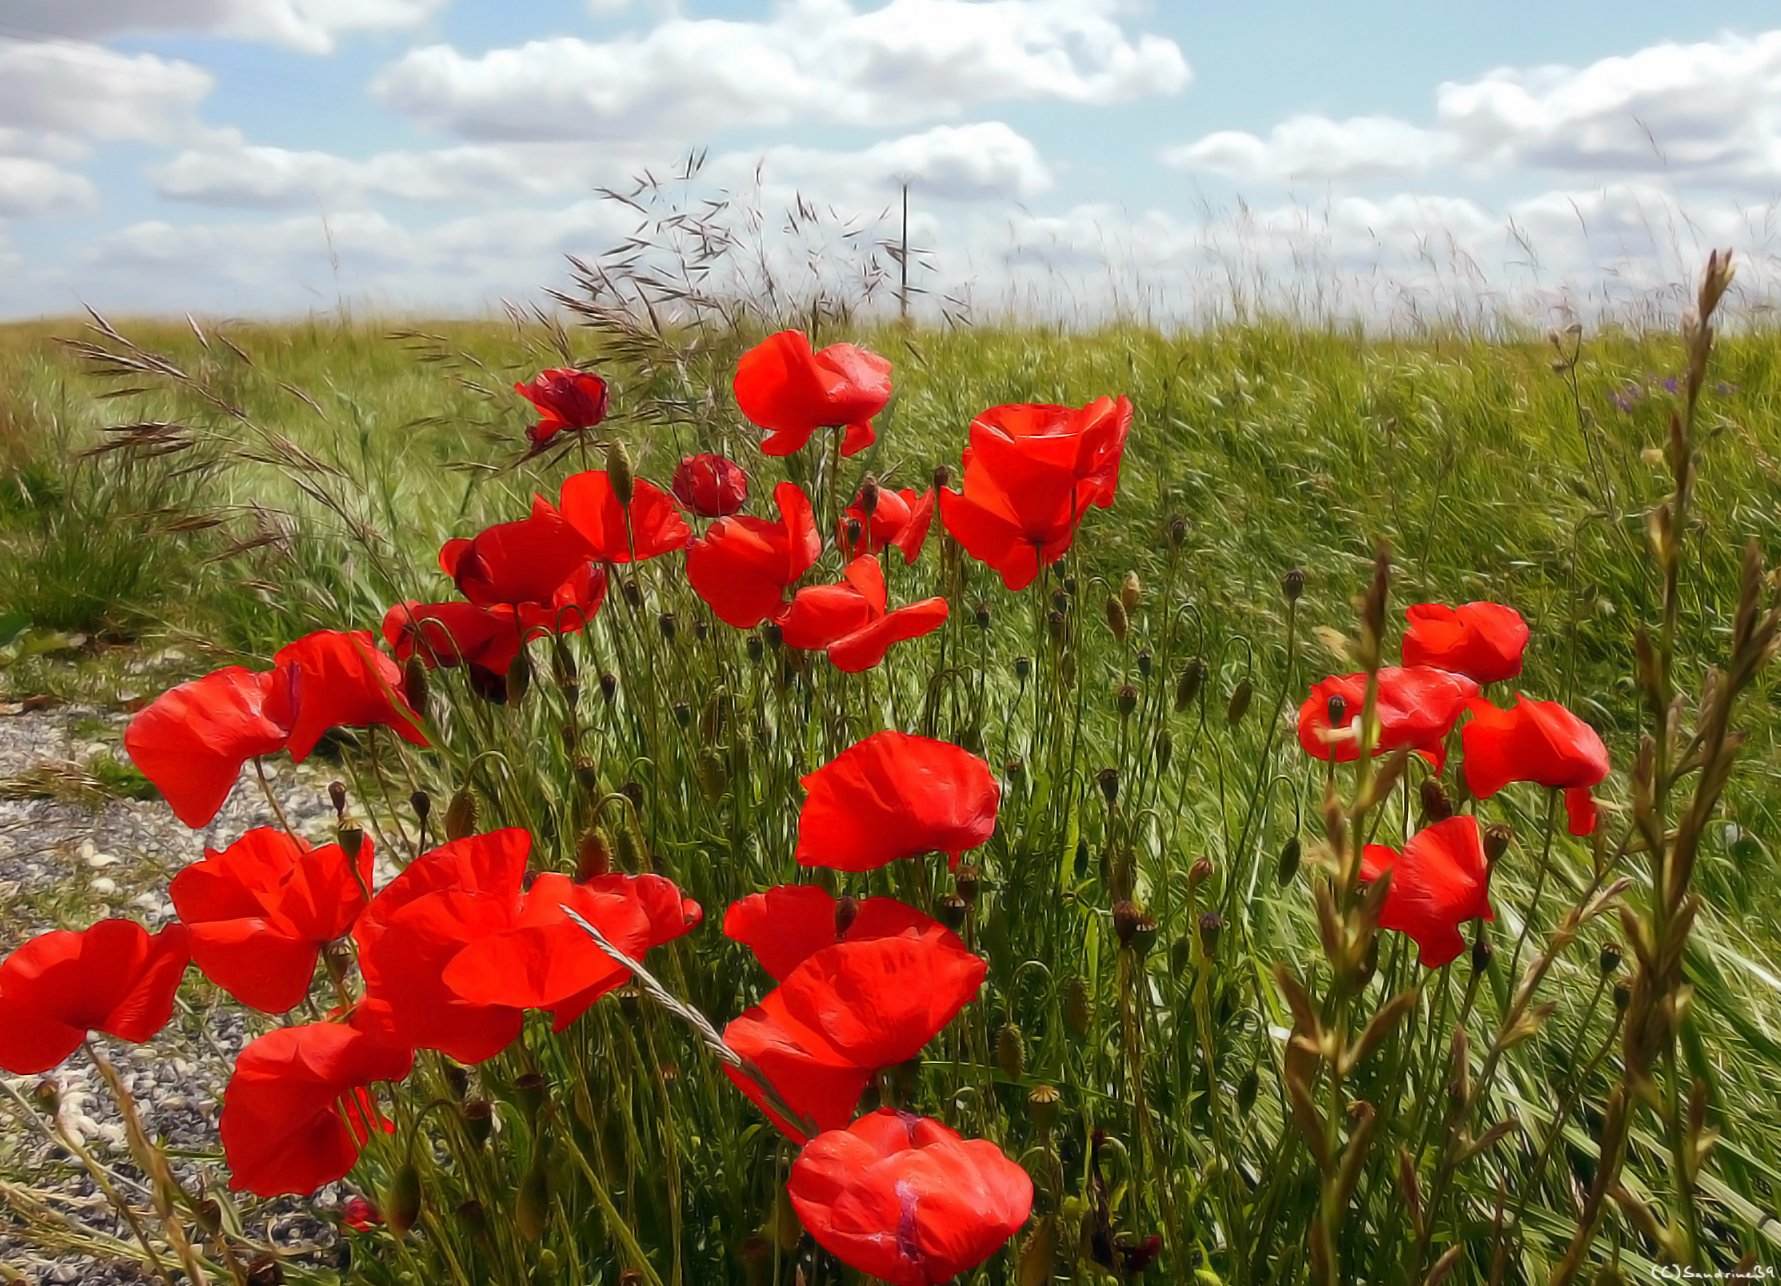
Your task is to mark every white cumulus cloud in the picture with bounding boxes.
[1,0,446,55]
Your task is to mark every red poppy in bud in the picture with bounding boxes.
[514,368,609,455]
[381,600,524,677]
[840,485,935,564]
[1297,666,1479,772]
[672,453,750,518]
[353,829,532,1064]
[686,481,822,628]
[170,828,374,1014]
[788,1109,1033,1286]
[1462,696,1610,836]
[220,1022,414,1198]
[1403,602,1530,684]
[125,666,294,827]
[779,556,949,673]
[1360,815,1495,967]
[724,885,960,982]
[445,871,701,1031]
[724,934,988,1141]
[734,331,892,457]
[341,1194,383,1231]
[797,731,1000,872]
[0,921,190,1074]
[559,470,693,562]
[441,496,608,635]
[274,630,430,762]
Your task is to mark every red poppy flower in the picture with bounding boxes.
[734,331,892,457]
[796,731,999,872]
[341,1194,383,1231]
[0,921,191,1075]
[671,453,750,518]
[840,485,934,564]
[353,829,531,1065]
[125,666,294,827]
[220,1022,414,1198]
[381,600,524,677]
[780,557,949,673]
[966,398,1131,511]
[559,470,693,563]
[170,828,374,1014]
[1297,666,1480,772]
[514,368,610,455]
[686,481,822,628]
[724,885,960,982]
[724,934,988,1140]
[274,630,430,762]
[1403,602,1530,684]
[1462,696,1610,836]
[444,871,701,1031]
[1360,815,1495,967]
[788,1109,1033,1286]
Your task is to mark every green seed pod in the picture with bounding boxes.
[515,1163,550,1241]
[385,1162,422,1237]
[462,1099,492,1147]
[576,827,613,881]
[605,440,634,506]
[443,787,478,842]
[1276,836,1302,886]
[401,655,429,721]
[995,1023,1027,1081]
[614,824,643,872]
[1225,678,1254,725]
[1154,729,1173,774]
[336,825,365,861]
[1174,658,1206,713]
[1026,1084,1061,1134]
[1115,683,1138,718]
[1062,975,1093,1039]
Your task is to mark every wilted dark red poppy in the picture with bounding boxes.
[724,934,988,1140]
[0,921,190,1074]
[1360,814,1495,967]
[220,1022,414,1198]
[734,331,892,457]
[274,630,430,762]
[559,470,693,563]
[796,731,999,872]
[787,1109,1033,1286]
[724,885,960,982]
[1462,696,1610,836]
[444,871,701,1031]
[1403,602,1530,684]
[686,481,822,628]
[840,485,934,564]
[779,557,949,673]
[440,495,607,635]
[1297,666,1480,772]
[671,453,750,518]
[125,666,294,827]
[381,600,524,677]
[514,368,610,455]
[353,829,531,1064]
[170,827,374,1014]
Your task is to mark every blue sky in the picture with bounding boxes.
[4,1,1779,321]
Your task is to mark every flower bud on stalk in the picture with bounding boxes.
[1282,567,1305,603]
[1063,976,1093,1038]
[1116,683,1138,719]
[598,672,618,704]
[1276,836,1302,886]
[576,827,613,881]
[400,655,429,720]
[953,864,982,904]
[409,790,430,829]
[1236,1067,1260,1115]
[995,1023,1027,1080]
[605,441,634,506]
[1198,912,1224,957]
[507,647,532,704]
[1600,942,1623,975]
[1154,729,1173,774]
[1014,655,1032,682]
[1136,649,1152,678]
[1167,514,1189,547]
[1483,823,1513,868]
[1174,658,1206,713]
[974,601,992,630]
[515,1163,550,1241]
[1120,571,1142,615]
[462,1099,493,1147]
[1226,678,1254,726]
[328,780,348,818]
[936,895,968,930]
[385,1162,422,1237]
[859,475,880,518]
[1097,767,1120,804]
[1027,1084,1061,1134]
[1419,779,1454,823]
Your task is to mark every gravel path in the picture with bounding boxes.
[0,708,377,1285]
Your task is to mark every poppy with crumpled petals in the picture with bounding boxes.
[779,556,948,673]
[559,470,692,563]
[440,495,608,635]
[1462,695,1610,836]
[220,1022,414,1198]
[124,666,294,827]
[1360,815,1495,967]
[796,730,999,872]
[274,629,431,762]
[170,828,374,1014]
[787,1108,1033,1286]
[734,331,892,457]
[671,453,750,518]
[514,368,609,455]
[839,485,934,563]
[1297,666,1480,772]
[724,885,964,982]
[1403,602,1530,684]
[381,600,524,677]
[966,397,1130,512]
[686,481,821,628]
[0,920,190,1075]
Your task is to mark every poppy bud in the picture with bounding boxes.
[936,894,969,930]
[30,1079,58,1113]
[1006,756,1026,782]
[844,516,864,548]
[1190,857,1214,890]
[745,634,765,664]
[576,827,613,881]
[834,894,859,938]
[336,825,365,861]
[621,577,642,608]
[859,475,881,518]
[657,611,676,641]
[1600,941,1622,975]
[1326,693,1347,728]
[507,647,533,703]
[1064,575,1078,596]
[1198,911,1224,957]
[397,652,429,718]
[328,781,348,817]
[1164,516,1188,550]
[1483,823,1513,866]
[1471,937,1493,972]
[1014,655,1032,682]
[1420,779,1454,823]
[515,1072,547,1124]
[1063,975,1093,1038]
[385,1162,422,1237]
[515,1163,550,1241]
[1120,571,1142,615]
[455,1198,487,1234]
[1112,900,1143,948]
[409,790,430,827]
[1116,683,1138,718]
[672,700,692,727]
[954,864,981,903]
[1174,658,1206,713]
[1097,767,1120,803]
[599,672,619,703]
[605,441,634,506]
[444,1065,470,1100]
[574,758,599,791]
[193,1198,224,1235]
[1073,837,1090,880]
[1225,678,1254,725]
[1027,1083,1061,1134]
[932,463,952,491]
[764,621,784,649]
[694,618,709,642]
[995,1023,1027,1080]
[1048,609,1067,641]
[1229,1068,1259,1119]
[614,824,643,872]
[1282,568,1305,603]
[245,1256,285,1286]
[1613,978,1632,1014]
[440,786,477,842]
[974,601,992,630]
[1136,649,1152,678]
[697,749,726,801]
[1154,729,1172,774]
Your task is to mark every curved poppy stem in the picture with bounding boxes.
[251,757,293,835]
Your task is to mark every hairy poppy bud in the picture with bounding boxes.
[1027,1083,1061,1133]
[1198,911,1223,957]
[1063,975,1092,1038]
[974,601,992,630]
[1174,658,1206,713]
[1154,729,1173,774]
[1600,941,1623,975]
[328,780,348,817]
[1014,655,1032,682]
[1420,779,1454,823]
[515,1163,550,1241]
[385,1162,422,1237]
[1120,571,1142,615]
[1471,937,1493,972]
[1237,1067,1260,1115]
[605,441,634,506]
[614,824,643,872]
[1136,649,1152,678]
[336,825,365,861]
[833,895,859,938]
[859,475,880,518]
[576,827,613,881]
[1276,837,1302,886]
[399,653,429,718]
[953,864,982,903]
[1116,683,1138,718]
[1097,767,1120,803]
[932,463,952,491]
[507,647,532,703]
[1189,857,1214,890]
[1167,514,1189,547]
[1225,678,1254,725]
[995,1023,1027,1080]
[1483,823,1513,866]
[936,894,968,930]
[1282,568,1305,603]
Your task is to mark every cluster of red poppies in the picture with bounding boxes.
[1296,600,1610,967]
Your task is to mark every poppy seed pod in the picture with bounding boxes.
[1174,658,1206,713]
[1136,649,1153,678]
[444,1064,470,1100]
[1097,767,1120,803]
[336,825,365,861]
[573,757,599,791]
[328,781,347,817]
[409,790,430,827]
[1006,756,1025,782]
[974,601,992,630]
[515,1163,550,1241]
[1120,571,1141,615]
[1048,608,1067,641]
[1420,779,1454,823]
[1226,678,1254,726]
[1189,856,1214,890]
[844,516,864,548]
[1471,937,1493,972]
[30,1079,58,1113]
[1116,683,1138,718]
[1326,692,1347,728]
[514,1072,548,1124]
[932,463,951,491]
[1014,655,1032,682]
[657,611,677,641]
[995,1023,1027,1080]
[936,894,969,930]
[1154,729,1172,774]
[1112,900,1144,948]
[1027,1083,1061,1134]
[245,1256,285,1286]
[1198,911,1223,956]
[954,864,982,903]
[621,577,642,608]
[462,1099,493,1147]
[745,634,765,664]
[385,1162,422,1237]
[1276,836,1302,886]
[1483,823,1513,866]
[193,1199,224,1235]
[859,475,881,518]
[1063,975,1092,1038]
[1600,941,1623,975]
[1167,514,1189,547]
[833,895,859,938]
[604,441,634,506]
[1282,568,1306,603]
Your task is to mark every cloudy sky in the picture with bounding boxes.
[3,0,1780,323]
